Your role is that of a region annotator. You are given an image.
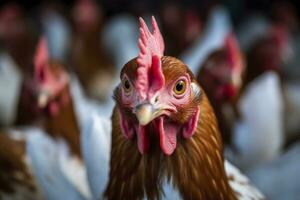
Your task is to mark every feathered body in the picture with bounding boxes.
[42,85,81,157]
[0,127,90,200]
[15,59,81,157]
[0,132,43,200]
[0,38,91,199]
[16,38,80,156]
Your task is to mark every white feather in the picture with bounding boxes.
[225,160,265,200]
[226,71,284,170]
[247,142,300,200]
[157,160,265,200]
[180,5,232,74]
[25,128,85,200]
[81,112,111,200]
[160,179,181,200]
[70,74,115,127]
[58,140,92,199]
[0,53,22,126]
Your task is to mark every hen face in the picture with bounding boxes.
[199,34,244,103]
[201,50,242,102]
[34,62,70,116]
[31,38,70,117]
[115,56,201,155]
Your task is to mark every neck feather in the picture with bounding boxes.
[105,93,236,200]
[44,87,81,157]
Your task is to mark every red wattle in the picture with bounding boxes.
[137,125,149,154]
[224,84,236,99]
[158,117,177,155]
[118,110,134,139]
[182,107,200,139]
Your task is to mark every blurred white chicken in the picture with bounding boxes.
[236,10,299,153]
[180,5,285,171]
[180,5,232,74]
[0,37,93,199]
[246,141,300,200]
[0,127,86,200]
[80,113,111,200]
[226,71,284,170]
[0,52,22,126]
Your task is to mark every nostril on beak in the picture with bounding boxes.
[38,93,48,108]
[134,104,153,126]
[154,96,159,103]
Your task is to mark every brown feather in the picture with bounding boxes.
[43,86,81,157]
[0,132,42,199]
[105,56,237,200]
[197,50,241,145]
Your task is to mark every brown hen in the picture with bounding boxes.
[104,17,263,200]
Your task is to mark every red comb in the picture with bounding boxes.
[34,37,49,80]
[225,33,242,71]
[136,16,165,101]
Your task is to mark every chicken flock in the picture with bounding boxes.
[0,0,300,200]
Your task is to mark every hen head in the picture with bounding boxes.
[33,37,70,117]
[198,33,244,102]
[114,17,202,155]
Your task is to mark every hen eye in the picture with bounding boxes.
[173,80,187,95]
[122,77,132,94]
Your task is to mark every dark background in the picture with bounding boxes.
[1,0,299,25]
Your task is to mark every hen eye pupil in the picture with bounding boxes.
[124,80,130,89]
[176,81,184,91]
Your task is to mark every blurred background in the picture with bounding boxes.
[0,0,300,199]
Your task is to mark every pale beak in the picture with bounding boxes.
[230,72,241,89]
[134,103,156,126]
[134,100,176,126]
[38,91,50,108]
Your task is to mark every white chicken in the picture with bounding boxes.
[180,5,232,74]
[0,52,22,126]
